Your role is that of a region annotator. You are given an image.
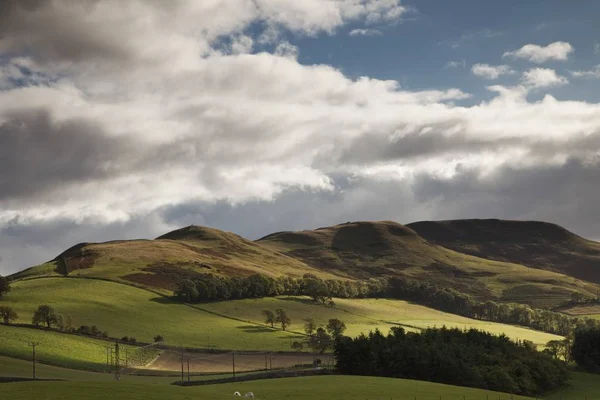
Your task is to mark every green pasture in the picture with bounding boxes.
[2,278,301,351]
[0,375,535,400]
[0,325,154,372]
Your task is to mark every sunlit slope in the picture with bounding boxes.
[3,278,300,351]
[258,220,599,307]
[3,278,560,352]
[201,297,562,347]
[11,225,335,292]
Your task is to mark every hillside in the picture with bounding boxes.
[258,220,599,307]
[407,219,600,285]
[11,225,336,293]
[10,220,600,308]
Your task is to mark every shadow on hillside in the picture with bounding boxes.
[149,296,175,304]
[276,297,316,306]
[236,325,274,333]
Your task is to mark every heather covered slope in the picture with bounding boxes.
[257,221,600,307]
[10,225,337,293]
[407,219,600,285]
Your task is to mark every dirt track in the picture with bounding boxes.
[147,350,334,373]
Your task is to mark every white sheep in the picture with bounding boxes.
[244,392,254,398]
[233,391,241,397]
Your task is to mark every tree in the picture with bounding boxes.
[275,308,291,331]
[572,327,600,372]
[326,318,346,339]
[304,318,316,337]
[291,341,304,351]
[571,291,586,304]
[0,275,9,299]
[309,327,332,354]
[262,310,276,328]
[154,335,164,344]
[32,305,61,328]
[0,306,18,324]
[174,279,199,302]
[304,278,330,303]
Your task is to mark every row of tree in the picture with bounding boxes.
[386,276,600,336]
[291,318,347,354]
[334,327,569,396]
[173,273,386,303]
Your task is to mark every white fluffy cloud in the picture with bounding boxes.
[444,60,466,69]
[521,68,569,88]
[471,64,515,79]
[504,41,574,63]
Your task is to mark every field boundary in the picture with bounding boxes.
[176,368,334,386]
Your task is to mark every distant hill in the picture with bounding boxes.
[407,219,600,285]
[11,225,336,293]
[10,220,600,308]
[257,220,600,308]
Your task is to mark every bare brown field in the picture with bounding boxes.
[146,350,333,373]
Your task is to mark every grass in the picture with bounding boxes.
[544,371,600,399]
[0,375,536,400]
[2,278,301,352]
[0,325,154,372]
[2,278,562,359]
[202,297,563,347]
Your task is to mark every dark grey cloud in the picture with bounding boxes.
[0,109,131,201]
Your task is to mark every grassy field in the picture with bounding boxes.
[2,277,562,356]
[2,278,301,351]
[545,371,600,399]
[0,325,156,372]
[0,375,536,400]
[202,297,564,347]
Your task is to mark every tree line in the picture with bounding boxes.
[334,326,569,397]
[174,272,387,304]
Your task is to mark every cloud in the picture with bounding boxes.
[349,28,382,37]
[444,60,466,69]
[439,29,502,49]
[595,42,600,55]
[503,41,573,63]
[521,68,569,88]
[571,65,600,79]
[3,1,600,274]
[471,64,515,79]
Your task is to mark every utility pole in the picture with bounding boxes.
[114,340,121,381]
[232,352,236,378]
[180,349,184,385]
[28,342,39,380]
[187,358,190,382]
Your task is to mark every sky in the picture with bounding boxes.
[1,0,600,275]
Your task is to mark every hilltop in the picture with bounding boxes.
[11,225,336,293]
[10,220,600,308]
[257,220,599,307]
[407,219,600,285]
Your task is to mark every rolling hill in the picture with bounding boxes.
[407,219,600,285]
[10,220,600,308]
[258,220,600,307]
[11,225,339,294]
